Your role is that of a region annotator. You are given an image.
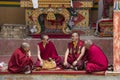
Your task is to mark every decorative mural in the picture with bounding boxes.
[20,0,93,35]
[103,0,113,17]
[73,1,93,8]
[72,10,89,27]
[26,8,70,34]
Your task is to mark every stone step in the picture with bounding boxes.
[0,72,120,80]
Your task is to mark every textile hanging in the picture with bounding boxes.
[105,0,113,4]
[103,0,113,17]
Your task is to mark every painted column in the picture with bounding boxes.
[114,0,120,72]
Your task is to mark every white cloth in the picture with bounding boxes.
[94,0,104,35]
[98,0,104,20]
[32,0,38,8]
[95,18,111,35]
[71,0,73,7]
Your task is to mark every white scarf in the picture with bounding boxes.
[71,0,73,7]
[32,0,38,8]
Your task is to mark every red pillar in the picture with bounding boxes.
[114,0,120,72]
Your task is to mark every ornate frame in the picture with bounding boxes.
[31,8,70,34]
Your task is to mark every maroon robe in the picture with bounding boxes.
[8,48,33,73]
[65,40,85,69]
[86,44,108,73]
[36,41,61,67]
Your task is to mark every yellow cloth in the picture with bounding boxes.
[73,41,77,48]
[42,60,56,69]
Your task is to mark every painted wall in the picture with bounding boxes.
[0,7,25,25]
[0,7,98,27]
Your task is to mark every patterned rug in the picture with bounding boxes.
[0,70,105,75]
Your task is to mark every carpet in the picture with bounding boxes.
[0,70,105,75]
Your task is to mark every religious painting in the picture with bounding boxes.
[72,10,89,27]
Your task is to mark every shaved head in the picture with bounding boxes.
[21,42,30,48]
[72,32,79,37]
[40,34,49,44]
[71,32,80,42]
[21,42,30,52]
[40,34,49,40]
[84,40,93,49]
[85,40,93,45]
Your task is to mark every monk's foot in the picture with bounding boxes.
[70,66,74,69]
[24,70,31,74]
[86,71,92,74]
[73,67,78,71]
[56,67,61,70]
[107,65,113,71]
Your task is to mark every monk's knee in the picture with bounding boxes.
[86,63,108,72]
[86,63,95,72]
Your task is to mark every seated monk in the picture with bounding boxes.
[84,40,108,73]
[63,32,86,70]
[8,42,34,74]
[35,34,62,68]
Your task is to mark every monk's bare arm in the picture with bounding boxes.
[64,48,69,63]
[37,45,42,61]
[76,46,85,61]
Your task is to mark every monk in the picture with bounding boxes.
[8,42,34,74]
[63,32,86,70]
[84,40,108,73]
[35,34,62,68]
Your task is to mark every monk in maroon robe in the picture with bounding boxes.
[84,40,108,73]
[35,34,62,67]
[8,43,33,74]
[63,32,86,70]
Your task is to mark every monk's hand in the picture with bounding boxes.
[48,58,52,61]
[72,60,78,66]
[27,51,31,57]
[63,61,68,66]
[40,59,43,66]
